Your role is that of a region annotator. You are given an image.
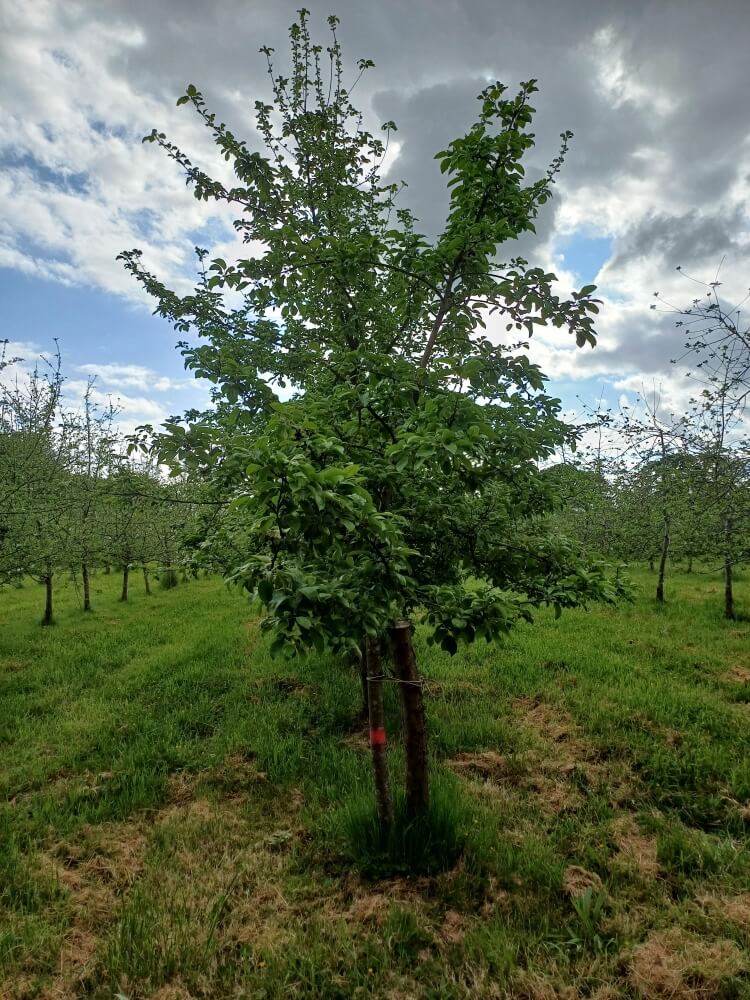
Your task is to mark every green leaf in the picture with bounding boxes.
[441,635,459,656]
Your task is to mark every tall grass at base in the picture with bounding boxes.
[339,772,469,877]
[158,567,179,590]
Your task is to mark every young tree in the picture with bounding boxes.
[101,464,158,603]
[62,388,119,611]
[654,267,750,617]
[0,347,74,623]
[121,12,623,823]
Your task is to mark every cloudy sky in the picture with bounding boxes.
[2,0,749,432]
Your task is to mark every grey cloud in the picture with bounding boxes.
[608,208,750,275]
[582,312,689,379]
[2,0,750,394]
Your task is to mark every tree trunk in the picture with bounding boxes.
[42,568,54,626]
[143,566,151,596]
[724,514,735,620]
[656,516,670,603]
[686,555,693,574]
[121,565,129,603]
[365,637,393,829]
[82,563,92,611]
[389,620,429,816]
[104,565,111,575]
[648,556,655,573]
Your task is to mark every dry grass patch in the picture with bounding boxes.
[164,770,197,805]
[45,820,147,911]
[447,751,516,781]
[628,928,746,999]
[447,750,579,815]
[148,985,199,1000]
[505,968,582,999]
[611,815,659,879]
[696,891,750,928]
[514,696,635,808]
[33,821,149,999]
[346,892,392,925]
[562,865,603,899]
[448,696,635,816]
[35,927,99,1000]
[439,909,468,945]
[220,860,297,956]
[446,699,595,814]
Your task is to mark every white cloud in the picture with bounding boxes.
[63,378,170,433]
[590,26,678,117]
[75,362,192,392]
[0,0,239,302]
[1,0,749,423]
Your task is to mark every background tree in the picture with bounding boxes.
[61,388,119,611]
[101,464,159,603]
[654,266,750,617]
[0,347,74,623]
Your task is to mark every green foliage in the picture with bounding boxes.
[119,12,620,665]
[554,888,615,957]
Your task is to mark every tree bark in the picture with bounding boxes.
[648,556,655,573]
[389,620,429,816]
[143,566,151,596]
[42,567,54,626]
[724,514,735,620]
[82,563,92,611]
[686,555,693,574]
[120,565,129,603]
[656,516,670,603]
[365,637,393,829]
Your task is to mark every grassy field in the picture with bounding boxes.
[2,567,750,999]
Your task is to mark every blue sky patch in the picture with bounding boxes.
[556,233,613,285]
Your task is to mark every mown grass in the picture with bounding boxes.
[1,566,750,998]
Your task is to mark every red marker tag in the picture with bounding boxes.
[369,727,386,746]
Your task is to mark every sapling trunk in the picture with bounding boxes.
[42,567,54,626]
[121,565,129,602]
[389,620,429,816]
[365,637,393,829]
[82,563,91,611]
[143,566,151,596]
[656,516,670,603]
[724,514,735,620]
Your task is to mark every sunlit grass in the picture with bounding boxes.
[1,565,749,998]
